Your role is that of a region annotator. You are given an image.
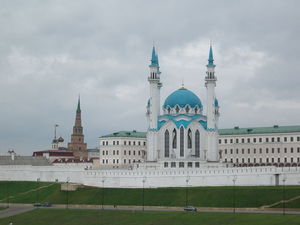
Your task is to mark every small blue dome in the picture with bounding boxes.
[163,88,202,109]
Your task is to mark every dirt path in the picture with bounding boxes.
[261,195,300,208]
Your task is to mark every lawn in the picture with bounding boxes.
[1,208,300,225]
[1,181,300,208]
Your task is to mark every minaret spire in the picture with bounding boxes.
[150,46,159,67]
[208,44,215,66]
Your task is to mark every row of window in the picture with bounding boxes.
[224,157,300,164]
[223,147,300,155]
[102,158,141,164]
[220,136,300,144]
[102,150,145,156]
[102,140,146,146]
[163,161,200,168]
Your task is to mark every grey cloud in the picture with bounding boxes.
[0,0,299,154]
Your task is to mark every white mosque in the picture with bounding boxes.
[146,45,220,164]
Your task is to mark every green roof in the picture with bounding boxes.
[100,131,146,138]
[100,125,300,139]
[219,125,300,136]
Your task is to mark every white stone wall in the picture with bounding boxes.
[1,164,300,188]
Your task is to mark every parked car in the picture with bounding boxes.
[42,202,52,207]
[33,203,42,207]
[183,206,197,212]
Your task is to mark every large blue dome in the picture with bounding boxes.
[163,87,202,109]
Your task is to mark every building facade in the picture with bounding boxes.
[99,131,147,168]
[68,97,88,158]
[219,125,300,167]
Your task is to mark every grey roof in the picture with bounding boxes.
[0,156,51,166]
[100,130,146,138]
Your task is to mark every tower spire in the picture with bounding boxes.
[150,46,159,67]
[77,95,81,111]
[68,97,87,158]
[208,44,215,66]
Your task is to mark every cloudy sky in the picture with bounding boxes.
[1,0,299,155]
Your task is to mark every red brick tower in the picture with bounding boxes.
[68,97,87,158]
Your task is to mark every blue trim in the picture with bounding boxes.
[157,114,208,131]
[199,120,208,130]
[158,120,166,130]
[159,114,206,120]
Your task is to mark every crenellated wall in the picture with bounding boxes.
[1,165,300,188]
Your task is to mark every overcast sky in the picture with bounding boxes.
[1,0,299,155]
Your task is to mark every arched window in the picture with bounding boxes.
[172,129,177,149]
[164,130,169,157]
[195,107,198,114]
[188,129,192,149]
[167,107,171,114]
[180,126,184,157]
[195,130,200,157]
[185,106,190,113]
[175,105,180,114]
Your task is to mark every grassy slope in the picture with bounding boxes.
[1,209,300,225]
[1,181,300,208]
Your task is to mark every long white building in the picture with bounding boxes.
[219,125,300,167]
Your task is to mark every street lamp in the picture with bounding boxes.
[6,180,10,208]
[66,177,70,209]
[142,177,146,211]
[233,176,237,213]
[282,176,287,215]
[101,178,105,210]
[185,176,190,207]
[36,178,40,205]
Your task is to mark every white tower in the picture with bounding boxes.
[205,45,219,162]
[146,46,162,161]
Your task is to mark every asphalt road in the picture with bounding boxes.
[1,203,300,219]
[0,206,34,218]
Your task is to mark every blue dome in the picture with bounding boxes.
[163,88,202,109]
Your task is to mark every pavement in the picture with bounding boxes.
[1,203,300,219]
[0,205,34,219]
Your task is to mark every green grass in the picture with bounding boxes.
[1,181,300,208]
[1,209,300,225]
[0,181,53,203]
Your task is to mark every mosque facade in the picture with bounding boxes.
[146,46,220,164]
